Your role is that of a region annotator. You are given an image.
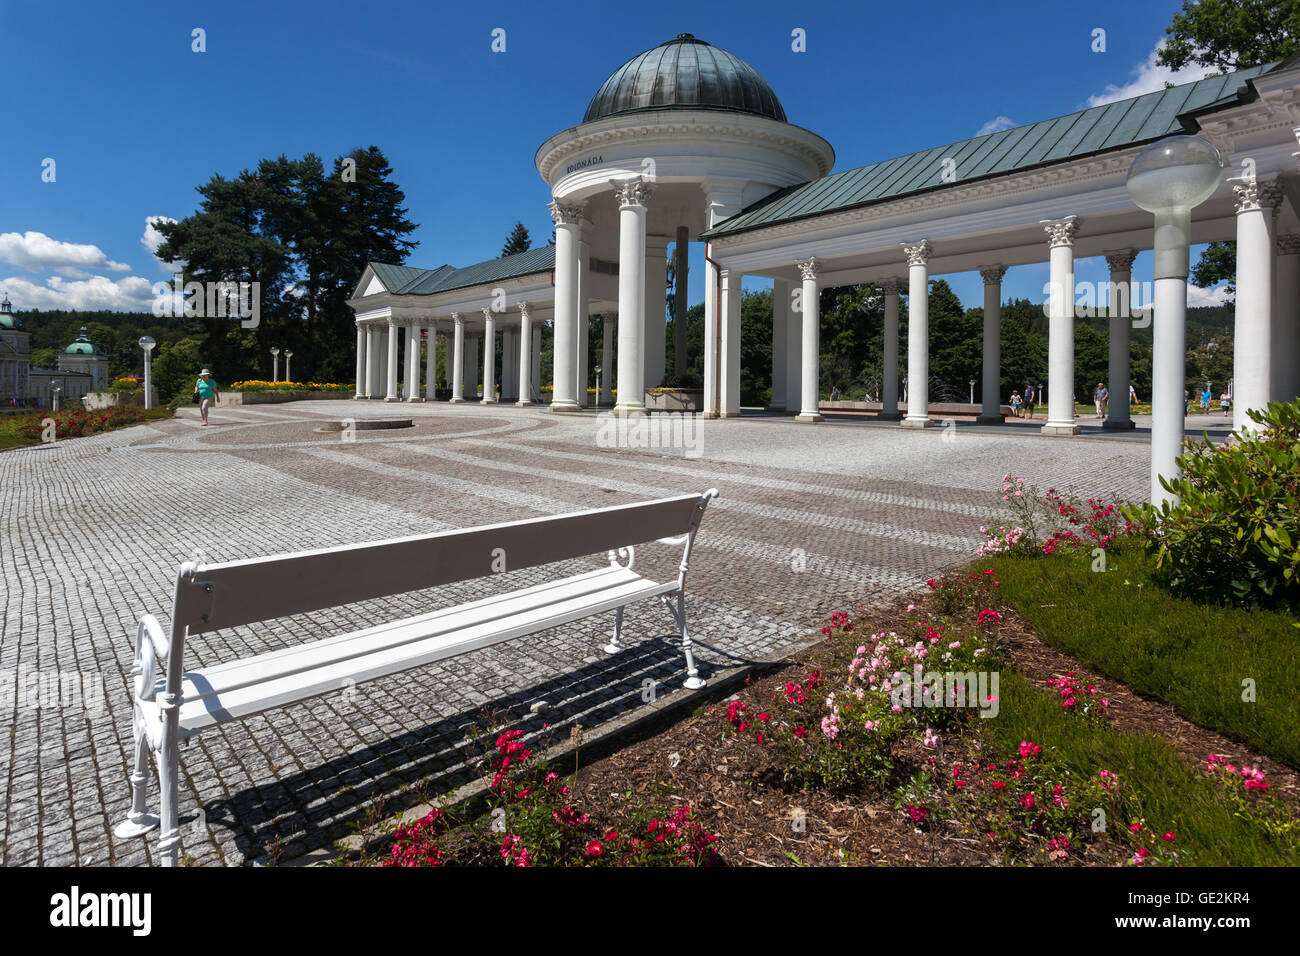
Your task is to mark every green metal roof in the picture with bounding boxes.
[364,246,556,299]
[584,34,787,124]
[702,62,1276,240]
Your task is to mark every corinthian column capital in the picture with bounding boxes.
[611,177,653,208]
[796,257,821,281]
[1041,215,1079,248]
[548,201,584,226]
[901,240,932,267]
[978,264,1007,285]
[880,276,901,295]
[1232,175,1284,214]
[1104,249,1138,273]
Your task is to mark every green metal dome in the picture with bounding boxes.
[64,326,105,355]
[583,34,787,124]
[0,295,21,330]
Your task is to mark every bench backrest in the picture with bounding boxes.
[173,491,713,634]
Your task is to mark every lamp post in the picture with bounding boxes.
[138,336,156,409]
[969,379,975,405]
[1125,135,1222,506]
[594,365,602,407]
[270,347,280,383]
[284,349,293,384]
[49,380,61,413]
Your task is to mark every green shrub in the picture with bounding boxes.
[1124,398,1300,612]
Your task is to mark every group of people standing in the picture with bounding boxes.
[1008,382,1140,420]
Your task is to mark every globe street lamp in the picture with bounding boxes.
[270,347,281,383]
[1125,135,1222,506]
[138,336,156,409]
[594,365,602,407]
[284,349,293,384]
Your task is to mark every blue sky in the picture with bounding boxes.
[0,0,1230,315]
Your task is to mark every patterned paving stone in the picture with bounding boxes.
[0,400,1150,866]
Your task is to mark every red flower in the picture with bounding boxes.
[586,840,603,857]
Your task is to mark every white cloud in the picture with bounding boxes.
[1187,282,1233,307]
[0,231,130,275]
[0,273,159,312]
[1086,42,1214,108]
[977,116,1017,136]
[142,216,182,272]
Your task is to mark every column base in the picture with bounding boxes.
[976,414,1006,424]
[550,401,582,413]
[719,410,744,419]
[480,397,498,405]
[900,417,933,429]
[449,397,466,404]
[1102,419,1136,430]
[384,396,402,403]
[515,400,534,407]
[1041,422,1081,436]
[794,413,823,423]
[405,397,426,403]
[875,410,902,421]
[610,404,647,418]
[353,394,365,400]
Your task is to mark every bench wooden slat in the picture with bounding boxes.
[176,493,704,634]
[176,570,676,734]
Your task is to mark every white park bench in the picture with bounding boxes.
[114,489,719,866]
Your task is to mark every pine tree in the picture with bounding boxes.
[501,222,532,257]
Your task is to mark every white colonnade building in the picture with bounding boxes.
[348,35,1300,493]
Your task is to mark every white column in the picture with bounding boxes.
[385,320,400,402]
[673,226,690,377]
[354,325,366,399]
[1275,233,1300,404]
[720,268,742,417]
[425,326,437,400]
[549,200,583,412]
[613,177,651,417]
[600,314,614,405]
[880,277,901,419]
[783,277,801,413]
[577,238,590,407]
[1103,250,1137,429]
[795,257,822,422]
[1232,178,1281,431]
[465,335,479,400]
[405,322,423,401]
[516,303,533,406]
[482,310,497,403]
[531,323,541,402]
[500,327,515,402]
[979,265,1006,422]
[770,278,788,410]
[365,325,380,398]
[703,253,720,416]
[901,241,933,427]
[449,313,465,404]
[1041,216,1080,435]
[644,236,670,390]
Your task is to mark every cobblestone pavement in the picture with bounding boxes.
[0,400,1149,866]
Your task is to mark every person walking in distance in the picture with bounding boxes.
[1094,382,1108,419]
[1023,383,1036,420]
[194,368,220,426]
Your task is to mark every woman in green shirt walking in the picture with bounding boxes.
[194,369,220,425]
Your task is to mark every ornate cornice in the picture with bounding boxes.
[978,265,1007,285]
[548,201,584,226]
[1103,248,1138,273]
[901,240,932,267]
[796,257,821,281]
[1042,215,1079,248]
[612,177,653,208]
[1232,175,1285,213]
[536,116,834,182]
